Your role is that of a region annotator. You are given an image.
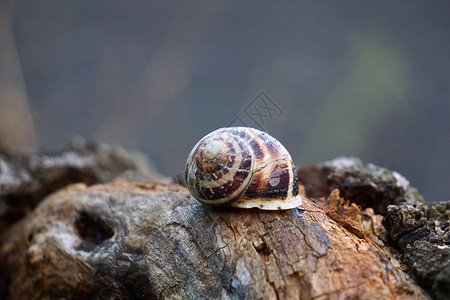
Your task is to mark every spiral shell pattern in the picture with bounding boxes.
[185,127,302,210]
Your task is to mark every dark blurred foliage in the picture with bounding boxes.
[0,1,448,201]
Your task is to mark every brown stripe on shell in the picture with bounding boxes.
[194,154,252,200]
[242,175,261,199]
[231,128,264,160]
[292,163,299,196]
[194,140,236,181]
[194,139,231,173]
[188,132,246,190]
[243,161,290,200]
[261,162,290,199]
[256,131,281,156]
[188,133,253,201]
[248,139,263,159]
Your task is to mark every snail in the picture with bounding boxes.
[185,127,302,210]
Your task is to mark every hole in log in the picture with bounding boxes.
[75,211,115,251]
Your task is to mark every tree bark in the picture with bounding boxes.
[0,179,430,299]
[0,146,447,299]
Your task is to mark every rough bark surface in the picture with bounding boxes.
[0,138,164,237]
[1,180,429,299]
[383,202,449,299]
[0,149,447,299]
[298,157,449,299]
[297,157,424,214]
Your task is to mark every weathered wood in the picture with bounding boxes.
[0,138,164,237]
[298,157,449,299]
[2,148,448,299]
[383,202,450,299]
[1,180,429,299]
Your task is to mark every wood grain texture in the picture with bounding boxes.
[1,179,429,299]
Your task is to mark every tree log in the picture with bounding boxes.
[0,146,447,299]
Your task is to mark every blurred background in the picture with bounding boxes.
[0,1,448,202]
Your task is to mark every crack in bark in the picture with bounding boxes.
[218,215,240,239]
[287,218,329,259]
[203,243,230,263]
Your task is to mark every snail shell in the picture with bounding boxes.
[185,127,302,210]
